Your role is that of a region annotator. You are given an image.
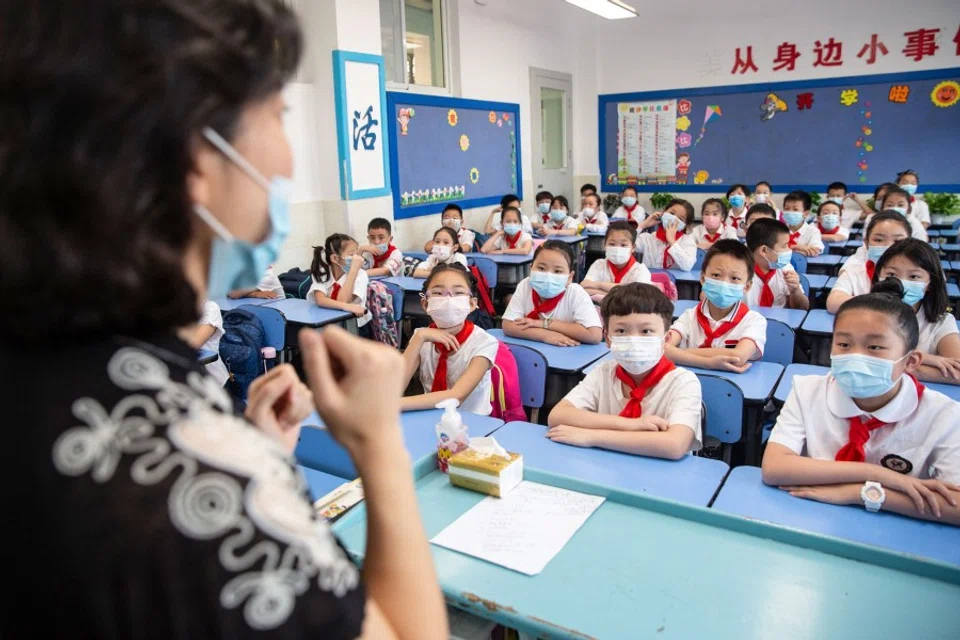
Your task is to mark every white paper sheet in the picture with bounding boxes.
[430,481,605,576]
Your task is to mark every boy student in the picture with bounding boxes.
[816,200,849,243]
[634,198,697,271]
[424,203,475,253]
[762,292,960,526]
[534,190,554,226]
[360,217,404,277]
[547,283,702,460]
[745,218,809,310]
[666,239,767,373]
[744,203,776,230]
[581,221,652,302]
[781,190,824,256]
[484,193,534,235]
[724,184,751,238]
[580,183,598,205]
[896,169,931,229]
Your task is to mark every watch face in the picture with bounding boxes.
[864,486,883,502]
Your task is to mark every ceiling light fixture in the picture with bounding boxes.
[564,0,637,20]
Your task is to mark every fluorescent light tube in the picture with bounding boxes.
[565,0,637,19]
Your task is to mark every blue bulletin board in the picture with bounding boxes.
[387,92,522,219]
[598,68,960,193]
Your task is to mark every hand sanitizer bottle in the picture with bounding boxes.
[435,398,469,473]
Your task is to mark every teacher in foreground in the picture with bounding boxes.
[0,0,445,638]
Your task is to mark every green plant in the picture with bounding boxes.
[808,191,822,209]
[602,193,621,213]
[924,192,960,215]
[866,197,877,211]
[650,192,675,210]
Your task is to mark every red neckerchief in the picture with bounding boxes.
[835,375,925,462]
[616,358,676,418]
[753,265,777,307]
[703,229,722,243]
[505,231,522,249]
[696,301,750,348]
[655,226,684,268]
[526,289,565,319]
[541,213,551,224]
[330,282,342,300]
[623,204,639,221]
[865,260,876,281]
[788,230,802,247]
[372,244,397,268]
[818,222,840,234]
[608,256,637,284]
[430,321,475,392]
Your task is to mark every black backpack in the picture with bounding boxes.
[278,267,313,299]
[219,309,266,404]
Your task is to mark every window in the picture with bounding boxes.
[380,0,448,89]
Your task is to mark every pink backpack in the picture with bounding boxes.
[649,272,678,301]
[489,342,526,422]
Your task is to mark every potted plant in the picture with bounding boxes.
[808,191,822,209]
[924,193,960,223]
[650,192,674,211]
[602,193,621,215]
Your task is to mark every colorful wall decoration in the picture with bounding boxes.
[598,68,960,192]
[388,93,522,219]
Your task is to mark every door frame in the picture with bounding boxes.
[529,67,573,201]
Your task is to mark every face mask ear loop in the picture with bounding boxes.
[202,127,270,191]
[194,203,235,242]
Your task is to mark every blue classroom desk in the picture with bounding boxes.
[846,240,863,249]
[799,308,834,365]
[825,240,848,254]
[212,295,282,311]
[804,273,830,295]
[299,465,347,502]
[261,297,356,332]
[464,252,532,285]
[296,409,504,479]
[774,363,960,404]
[804,253,842,275]
[334,467,960,638]
[671,299,808,329]
[197,349,218,365]
[713,466,960,566]
[666,268,701,300]
[490,421,729,506]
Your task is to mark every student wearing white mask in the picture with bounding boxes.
[862,187,928,241]
[578,192,609,234]
[424,203,475,253]
[414,226,468,278]
[484,193,534,234]
[634,198,698,271]
[896,169,931,229]
[547,283,702,460]
[611,186,647,228]
[582,222,652,303]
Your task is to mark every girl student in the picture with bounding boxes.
[870,239,960,386]
[540,195,580,236]
[308,233,372,335]
[827,212,911,312]
[691,198,737,249]
[581,221,652,302]
[399,263,500,414]
[724,183,751,238]
[633,198,698,271]
[414,226,468,277]
[852,181,897,219]
[424,203,475,253]
[611,186,646,228]
[484,193,534,235]
[816,200,849,243]
[502,239,603,346]
[864,186,928,241]
[762,291,960,526]
[579,192,609,234]
[481,205,534,254]
[896,169,930,229]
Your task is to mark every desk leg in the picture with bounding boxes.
[809,334,830,366]
[498,264,520,286]
[343,317,359,335]
[742,403,764,467]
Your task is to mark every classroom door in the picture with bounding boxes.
[530,68,573,203]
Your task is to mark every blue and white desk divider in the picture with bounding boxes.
[507,344,548,423]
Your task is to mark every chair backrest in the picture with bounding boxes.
[239,304,285,350]
[508,343,547,409]
[798,273,810,298]
[468,255,499,292]
[693,248,706,270]
[698,374,744,444]
[953,218,960,231]
[381,280,404,322]
[790,252,808,274]
[295,426,357,479]
[762,319,795,367]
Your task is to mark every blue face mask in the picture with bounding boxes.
[866,244,889,262]
[538,202,551,214]
[660,212,686,232]
[342,256,354,272]
[702,278,745,309]
[375,243,390,254]
[783,211,804,227]
[900,279,927,305]
[503,223,522,236]
[889,206,907,216]
[821,214,840,230]
[529,271,568,299]
[829,196,844,205]
[550,209,567,222]
[831,353,907,399]
[728,194,746,208]
[767,248,793,270]
[194,128,291,299]
[621,196,637,208]
[901,184,918,196]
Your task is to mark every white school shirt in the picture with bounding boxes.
[307,269,372,327]
[418,252,468,272]
[917,308,960,356]
[417,325,499,415]
[492,230,533,252]
[502,279,602,328]
[840,244,868,273]
[564,359,703,452]
[257,266,284,297]
[363,247,404,276]
[818,222,850,242]
[787,223,825,255]
[541,216,580,233]
[199,300,230,387]
[744,265,796,309]
[911,199,931,225]
[611,204,647,226]
[453,227,477,250]
[725,210,748,238]
[491,213,534,234]
[578,209,609,234]
[832,264,872,298]
[690,224,737,245]
[635,231,697,271]
[769,374,960,484]
[668,300,767,355]
[840,206,863,230]
[583,258,651,285]
[863,213,928,242]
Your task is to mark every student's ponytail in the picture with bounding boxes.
[311,232,355,282]
[870,276,905,300]
[310,245,330,282]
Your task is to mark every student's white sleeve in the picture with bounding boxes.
[583,260,606,283]
[667,310,693,347]
[258,271,284,295]
[351,270,370,303]
[385,249,404,276]
[666,370,703,448]
[421,255,440,270]
[914,200,932,224]
[910,217,928,241]
[634,233,649,256]
[564,217,580,230]
[931,314,960,352]
[832,269,856,295]
[610,206,625,220]
[667,234,697,271]
[474,332,500,365]
[502,279,530,321]
[307,275,325,298]
[453,253,469,267]
[766,379,809,454]
[929,424,960,485]
[806,227,825,254]
[568,285,603,328]
[627,263,652,284]
[200,301,224,333]
[521,215,534,233]
[584,211,609,234]
[722,227,739,240]
[459,228,476,249]
[742,311,768,356]
[562,367,602,412]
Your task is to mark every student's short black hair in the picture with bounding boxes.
[747,218,790,252]
[533,239,575,270]
[745,202,776,224]
[501,193,521,208]
[621,185,638,196]
[827,181,848,194]
[817,200,842,215]
[535,190,553,202]
[442,203,463,217]
[601,282,674,333]
[881,186,911,209]
[702,198,728,217]
[726,183,751,198]
[551,195,570,211]
[665,198,695,224]
[583,192,601,207]
[873,182,897,201]
[422,262,476,296]
[501,205,522,223]
[755,180,772,191]
[432,226,462,253]
[866,210,911,241]
[872,238,948,321]
[703,239,754,276]
[368,217,392,234]
[580,183,598,195]
[896,169,919,183]
[604,220,637,244]
[783,190,812,211]
[836,288,919,353]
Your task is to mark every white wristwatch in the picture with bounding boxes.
[861,481,886,512]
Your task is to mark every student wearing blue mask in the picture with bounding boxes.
[745,218,809,310]
[540,195,580,236]
[634,198,697,271]
[481,206,534,254]
[896,170,931,230]
[762,291,960,527]
[666,240,766,373]
[724,184,752,238]
[502,240,602,346]
[871,239,960,386]
[864,187,928,241]
[360,217,404,277]
[309,233,372,333]
[816,200,849,243]
[829,211,912,312]
[781,190,824,257]
[611,186,646,228]
[484,193,535,235]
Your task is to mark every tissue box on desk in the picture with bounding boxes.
[448,449,523,497]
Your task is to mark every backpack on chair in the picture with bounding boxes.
[366,280,400,347]
[277,267,313,299]
[468,265,496,317]
[489,342,526,423]
[649,272,679,301]
[219,308,267,404]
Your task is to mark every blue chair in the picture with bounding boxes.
[762,319,795,367]
[790,252,808,274]
[952,218,960,231]
[468,255,499,294]
[295,425,357,479]
[508,344,548,423]
[798,273,810,298]
[698,374,744,464]
[239,304,286,361]
[693,248,706,270]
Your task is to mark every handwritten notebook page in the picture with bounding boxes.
[430,481,605,576]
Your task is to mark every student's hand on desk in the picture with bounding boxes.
[244,364,313,453]
[921,353,960,380]
[783,269,802,293]
[877,472,959,517]
[542,332,580,347]
[419,328,462,352]
[546,424,593,448]
[782,483,861,506]
[625,415,670,432]
[487,249,504,255]
[347,303,367,318]
[511,317,535,331]
[710,354,751,373]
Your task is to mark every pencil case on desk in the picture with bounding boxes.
[448,437,523,498]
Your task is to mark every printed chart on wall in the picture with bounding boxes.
[388,93,522,219]
[599,68,960,191]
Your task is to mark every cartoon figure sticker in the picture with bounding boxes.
[397,107,415,135]
[676,153,691,183]
[760,93,787,121]
[676,115,691,132]
[693,170,709,184]
[931,80,960,108]
[459,134,470,151]
[447,109,458,126]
